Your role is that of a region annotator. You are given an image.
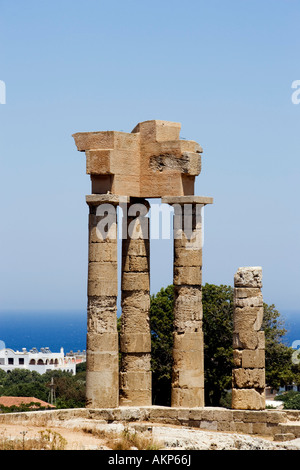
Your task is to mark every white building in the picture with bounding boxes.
[0,347,76,375]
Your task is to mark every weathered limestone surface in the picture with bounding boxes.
[1,407,295,444]
[232,267,265,410]
[73,120,203,198]
[85,196,121,408]
[119,199,151,406]
[163,198,210,408]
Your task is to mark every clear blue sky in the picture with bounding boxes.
[0,0,299,315]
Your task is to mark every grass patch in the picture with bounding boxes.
[82,426,162,450]
[0,428,67,450]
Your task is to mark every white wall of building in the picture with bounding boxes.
[0,347,76,375]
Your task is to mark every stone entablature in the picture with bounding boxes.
[73,120,202,198]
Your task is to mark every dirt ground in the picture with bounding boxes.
[1,418,300,451]
[0,422,106,450]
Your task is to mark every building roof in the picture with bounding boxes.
[0,396,55,408]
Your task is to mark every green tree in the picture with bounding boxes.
[202,283,234,406]
[149,283,295,407]
[2,368,42,386]
[275,391,300,409]
[0,368,86,410]
[42,370,85,408]
[150,285,174,406]
[2,381,48,402]
[0,369,48,401]
[263,303,294,389]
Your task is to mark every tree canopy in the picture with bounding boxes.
[0,367,86,409]
[150,284,174,406]
[149,283,296,407]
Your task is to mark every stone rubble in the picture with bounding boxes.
[49,418,300,450]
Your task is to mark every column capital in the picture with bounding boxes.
[86,194,130,206]
[161,195,213,205]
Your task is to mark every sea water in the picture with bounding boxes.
[0,310,87,353]
[0,309,299,354]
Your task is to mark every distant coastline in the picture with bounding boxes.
[0,309,299,354]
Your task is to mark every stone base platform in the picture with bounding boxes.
[1,406,299,440]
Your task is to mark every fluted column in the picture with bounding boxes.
[85,195,121,408]
[119,198,152,406]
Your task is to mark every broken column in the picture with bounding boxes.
[162,196,212,407]
[119,198,152,406]
[85,195,120,408]
[232,266,265,410]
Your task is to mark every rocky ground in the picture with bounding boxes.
[1,418,300,451]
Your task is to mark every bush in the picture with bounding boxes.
[277,391,300,409]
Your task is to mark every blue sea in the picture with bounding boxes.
[0,309,299,354]
[281,310,300,348]
[0,310,87,354]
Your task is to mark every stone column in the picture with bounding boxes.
[162,196,212,407]
[119,198,152,406]
[85,195,121,408]
[231,266,265,410]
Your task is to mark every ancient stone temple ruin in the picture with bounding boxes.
[73,119,265,411]
[73,120,212,408]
